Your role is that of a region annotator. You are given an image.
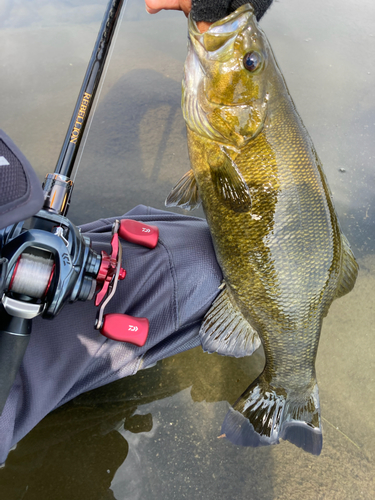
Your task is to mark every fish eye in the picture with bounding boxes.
[243,51,262,72]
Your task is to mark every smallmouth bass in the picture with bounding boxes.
[166,4,358,455]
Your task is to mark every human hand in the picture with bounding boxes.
[145,0,191,16]
[144,0,212,32]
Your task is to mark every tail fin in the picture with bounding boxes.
[222,374,322,455]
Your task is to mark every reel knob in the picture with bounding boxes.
[100,313,149,346]
[119,219,159,249]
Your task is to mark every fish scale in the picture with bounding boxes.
[166,3,358,455]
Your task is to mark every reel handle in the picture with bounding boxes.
[95,220,158,346]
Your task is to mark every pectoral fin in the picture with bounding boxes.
[165,169,201,211]
[207,146,252,213]
[200,285,261,358]
[334,234,359,300]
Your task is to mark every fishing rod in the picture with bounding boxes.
[0,0,159,414]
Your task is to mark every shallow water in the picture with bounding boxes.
[0,0,374,498]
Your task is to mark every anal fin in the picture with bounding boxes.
[200,285,260,357]
[165,169,201,211]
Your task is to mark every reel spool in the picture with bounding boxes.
[9,251,55,299]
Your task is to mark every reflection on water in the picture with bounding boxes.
[0,0,374,498]
[72,68,194,222]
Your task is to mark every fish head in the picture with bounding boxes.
[183,3,271,147]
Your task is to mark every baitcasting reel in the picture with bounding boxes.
[0,0,158,413]
[0,193,158,414]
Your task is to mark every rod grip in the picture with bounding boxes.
[0,308,31,415]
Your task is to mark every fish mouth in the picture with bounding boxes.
[188,3,254,42]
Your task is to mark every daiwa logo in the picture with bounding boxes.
[0,156,10,166]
